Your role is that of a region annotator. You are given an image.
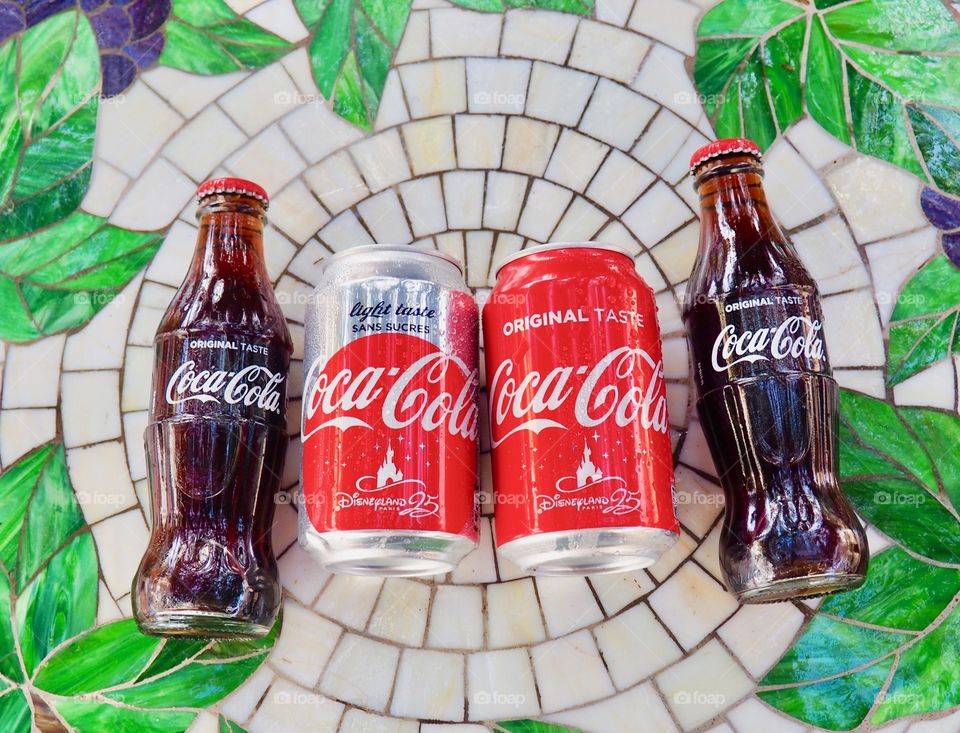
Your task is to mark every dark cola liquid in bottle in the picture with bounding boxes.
[683,139,867,603]
[133,178,292,637]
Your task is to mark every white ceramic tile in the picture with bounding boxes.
[122,411,148,484]
[629,0,700,54]
[357,189,414,244]
[488,233,526,286]
[648,562,739,650]
[598,222,645,260]
[401,176,449,237]
[368,577,431,646]
[320,633,399,712]
[3,336,65,408]
[225,125,306,194]
[91,509,149,596]
[674,466,723,539]
[400,59,468,118]
[525,62,597,127]
[596,0,634,25]
[376,69,413,131]
[727,696,806,733]
[834,368,886,398]
[340,711,418,733]
[270,599,341,688]
[581,81,659,153]
[546,682,679,733]
[219,64,300,136]
[187,711,218,733]
[436,232,466,268]
[648,530,697,582]
[763,140,836,229]
[421,726,488,733]
[141,67,248,118]
[467,648,540,719]
[249,679,343,733]
[314,574,383,629]
[67,442,137,524]
[551,197,609,241]
[279,47,317,99]
[280,101,364,164]
[570,20,650,82]
[589,570,655,615]
[270,180,330,244]
[545,130,610,192]
[443,172,485,230]
[787,117,853,170]
[245,0,308,41]
[718,601,807,679]
[402,116,457,175]
[97,83,185,177]
[61,371,121,447]
[595,602,683,688]
[455,115,506,169]
[822,290,885,367]
[585,150,654,215]
[164,105,247,181]
[467,58,530,115]
[905,709,960,732]
[144,220,196,288]
[501,9,579,64]
[350,129,413,193]
[633,109,693,174]
[452,511,497,581]
[623,181,693,246]
[396,11,430,65]
[81,158,129,217]
[656,640,753,731]
[432,8,502,57]
[320,210,376,251]
[110,157,195,230]
[895,357,957,410]
[536,576,604,637]
[428,585,484,650]
[391,649,465,721]
[220,662,275,724]
[791,216,870,293]
[483,171,529,231]
[503,117,560,176]
[662,130,710,185]
[487,577,547,648]
[304,151,370,214]
[0,409,56,466]
[274,275,313,323]
[531,629,616,713]
[827,156,928,243]
[517,179,573,242]
[866,229,939,323]
[277,543,329,605]
[632,44,703,126]
[651,220,698,284]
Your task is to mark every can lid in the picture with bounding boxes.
[689,138,762,175]
[495,241,633,277]
[322,243,464,274]
[197,177,269,207]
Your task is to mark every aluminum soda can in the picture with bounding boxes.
[300,244,480,576]
[483,242,679,575]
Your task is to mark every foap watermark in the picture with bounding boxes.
[873,491,926,507]
[75,491,130,508]
[73,291,123,308]
[472,690,528,708]
[274,90,324,106]
[672,690,727,707]
[472,90,526,108]
[273,689,327,705]
[477,490,527,507]
[673,91,726,108]
[674,491,723,507]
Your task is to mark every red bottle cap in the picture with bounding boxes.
[197,177,269,207]
[689,138,762,174]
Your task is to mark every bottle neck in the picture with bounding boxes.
[192,195,269,283]
[694,156,784,254]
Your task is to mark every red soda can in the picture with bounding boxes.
[483,243,678,575]
[300,245,479,575]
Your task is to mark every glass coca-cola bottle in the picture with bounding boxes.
[683,139,868,603]
[133,178,292,637]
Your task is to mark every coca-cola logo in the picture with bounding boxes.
[489,346,668,447]
[302,347,479,442]
[711,316,824,372]
[165,360,285,413]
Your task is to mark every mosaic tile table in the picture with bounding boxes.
[1,0,959,732]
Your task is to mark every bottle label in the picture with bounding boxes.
[151,332,289,427]
[689,289,830,393]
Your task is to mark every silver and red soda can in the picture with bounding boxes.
[300,245,479,575]
[483,243,679,575]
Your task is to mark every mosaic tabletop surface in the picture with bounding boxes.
[2,0,960,731]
